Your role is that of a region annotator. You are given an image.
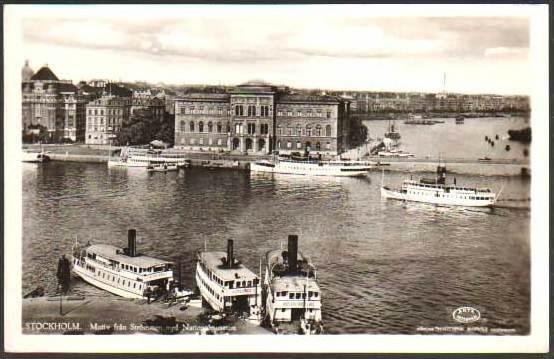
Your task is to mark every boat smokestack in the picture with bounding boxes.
[288,235,298,274]
[227,239,234,268]
[128,229,137,257]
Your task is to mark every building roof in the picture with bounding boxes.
[86,244,172,268]
[30,66,59,81]
[180,93,230,102]
[105,83,133,98]
[199,251,258,281]
[57,82,78,93]
[278,94,342,104]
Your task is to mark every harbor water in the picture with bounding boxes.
[22,160,530,334]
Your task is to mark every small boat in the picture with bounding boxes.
[108,146,188,168]
[250,157,372,177]
[22,150,50,163]
[455,116,465,124]
[384,120,401,140]
[381,164,497,207]
[377,149,415,158]
[195,240,262,322]
[478,157,492,162]
[264,235,323,334]
[71,229,174,299]
[147,163,178,172]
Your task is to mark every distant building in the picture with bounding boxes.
[21,60,34,81]
[130,97,165,121]
[21,64,86,142]
[174,81,350,155]
[85,95,131,145]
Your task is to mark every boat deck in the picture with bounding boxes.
[198,251,258,281]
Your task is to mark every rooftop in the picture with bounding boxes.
[279,94,342,104]
[199,251,258,281]
[86,244,172,268]
[30,66,59,81]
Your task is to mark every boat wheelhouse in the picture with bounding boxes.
[250,157,372,177]
[108,147,188,168]
[195,240,262,321]
[381,165,497,207]
[264,235,323,334]
[22,150,50,163]
[71,229,174,299]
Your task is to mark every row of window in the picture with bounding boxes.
[408,190,490,200]
[277,110,332,118]
[235,105,271,117]
[180,121,230,133]
[277,124,332,137]
[97,269,141,291]
[180,106,227,115]
[87,108,125,116]
[88,117,121,125]
[277,141,331,151]
[275,291,319,300]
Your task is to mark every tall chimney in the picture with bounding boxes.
[227,239,234,268]
[288,235,298,274]
[128,229,137,257]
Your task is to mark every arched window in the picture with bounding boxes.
[296,124,302,136]
[198,121,204,132]
[315,125,322,136]
[208,121,213,133]
[235,105,244,116]
[325,125,332,137]
[180,121,186,132]
[226,124,231,133]
[306,125,312,137]
[189,121,195,132]
[217,122,222,133]
[316,142,321,150]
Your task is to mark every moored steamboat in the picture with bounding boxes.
[71,229,174,299]
[381,164,497,207]
[264,235,323,334]
[108,147,188,168]
[195,240,262,322]
[250,157,372,177]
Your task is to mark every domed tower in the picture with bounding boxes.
[22,60,34,81]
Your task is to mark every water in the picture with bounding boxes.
[364,116,530,161]
[22,160,530,334]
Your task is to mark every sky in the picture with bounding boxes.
[18,5,532,95]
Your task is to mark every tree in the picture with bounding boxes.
[118,108,174,146]
[348,117,368,147]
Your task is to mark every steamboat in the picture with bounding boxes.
[71,229,174,299]
[195,240,262,322]
[108,147,188,168]
[264,235,323,334]
[381,165,497,207]
[22,150,50,163]
[250,157,372,177]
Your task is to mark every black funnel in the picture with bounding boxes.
[128,229,137,257]
[288,235,298,274]
[227,239,234,268]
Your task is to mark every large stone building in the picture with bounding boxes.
[21,64,86,142]
[85,95,131,145]
[174,81,350,155]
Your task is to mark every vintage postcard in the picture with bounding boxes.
[3,3,549,353]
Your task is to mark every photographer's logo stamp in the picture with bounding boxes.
[452,307,481,323]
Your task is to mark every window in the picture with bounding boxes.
[180,121,186,132]
[289,293,294,299]
[296,125,302,136]
[326,142,331,149]
[208,122,213,133]
[315,125,322,136]
[287,142,292,149]
[190,121,195,132]
[247,105,256,117]
[296,141,302,149]
[217,122,222,133]
[316,142,321,150]
[287,127,293,136]
[326,125,332,137]
[261,105,269,117]
[306,126,312,137]
[235,105,244,116]
[277,126,282,135]
[247,123,256,135]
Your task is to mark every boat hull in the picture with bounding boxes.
[250,162,370,177]
[72,260,146,299]
[380,186,495,207]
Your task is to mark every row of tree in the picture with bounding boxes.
[115,109,174,147]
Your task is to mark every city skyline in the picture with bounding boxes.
[20,5,531,95]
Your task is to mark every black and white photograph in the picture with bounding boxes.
[3,3,549,353]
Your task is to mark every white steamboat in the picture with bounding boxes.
[108,147,188,168]
[264,235,323,334]
[22,150,50,163]
[71,229,174,299]
[250,157,372,177]
[195,240,262,322]
[381,165,497,207]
